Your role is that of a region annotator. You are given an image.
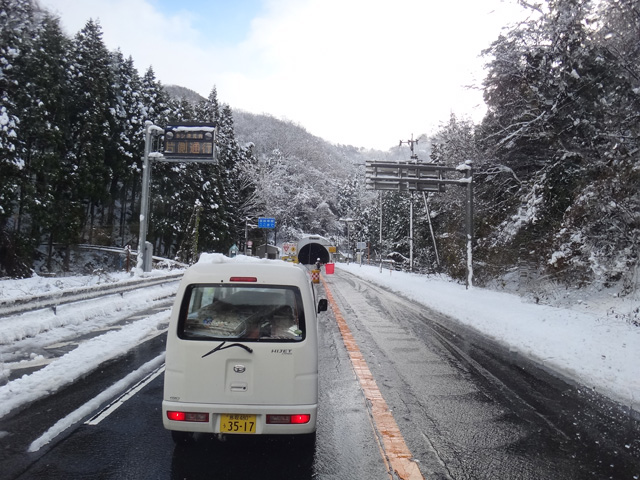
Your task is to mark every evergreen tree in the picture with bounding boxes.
[216,103,249,246]
[195,86,219,125]
[108,52,145,246]
[478,0,640,286]
[192,89,230,254]
[14,13,70,270]
[168,97,196,123]
[0,0,37,276]
[66,19,114,244]
[140,67,170,126]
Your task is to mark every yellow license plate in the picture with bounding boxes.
[219,414,256,434]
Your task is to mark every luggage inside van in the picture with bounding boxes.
[163,254,327,444]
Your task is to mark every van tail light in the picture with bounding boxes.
[267,414,311,424]
[229,277,257,282]
[167,411,209,422]
[291,414,311,424]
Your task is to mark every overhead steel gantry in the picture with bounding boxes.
[365,160,474,288]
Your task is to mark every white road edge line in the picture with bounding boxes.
[28,353,165,453]
[85,365,165,426]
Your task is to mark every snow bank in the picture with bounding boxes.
[0,311,169,419]
[338,263,640,411]
[0,269,181,302]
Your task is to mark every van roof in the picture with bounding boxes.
[182,253,308,286]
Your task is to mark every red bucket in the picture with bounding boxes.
[325,263,335,274]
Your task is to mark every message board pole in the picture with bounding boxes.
[137,123,162,272]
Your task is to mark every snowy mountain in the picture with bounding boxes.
[163,85,206,105]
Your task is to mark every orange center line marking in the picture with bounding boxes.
[321,276,425,480]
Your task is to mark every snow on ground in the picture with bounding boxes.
[0,268,176,302]
[0,269,182,421]
[0,259,638,450]
[337,262,640,412]
[0,311,169,419]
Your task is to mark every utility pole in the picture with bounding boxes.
[409,191,413,271]
[399,134,419,271]
[399,133,419,161]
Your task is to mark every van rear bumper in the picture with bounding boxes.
[162,401,317,435]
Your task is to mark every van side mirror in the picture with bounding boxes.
[317,299,328,313]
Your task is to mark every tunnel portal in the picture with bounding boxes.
[297,235,332,265]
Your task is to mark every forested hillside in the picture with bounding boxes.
[369,0,640,297]
[475,0,640,294]
[1,0,639,303]
[0,0,258,275]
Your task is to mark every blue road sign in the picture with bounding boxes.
[258,217,276,229]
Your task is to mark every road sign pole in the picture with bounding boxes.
[137,122,218,271]
[257,217,276,258]
[409,191,414,271]
[137,123,160,272]
[465,161,474,289]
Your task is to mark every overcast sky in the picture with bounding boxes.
[38,0,528,150]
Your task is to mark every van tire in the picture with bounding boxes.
[171,430,195,445]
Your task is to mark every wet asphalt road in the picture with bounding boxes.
[1,267,639,479]
[326,268,640,479]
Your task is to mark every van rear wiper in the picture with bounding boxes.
[202,341,253,358]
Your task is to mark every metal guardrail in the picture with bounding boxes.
[0,272,184,317]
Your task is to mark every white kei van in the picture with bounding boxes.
[163,253,327,444]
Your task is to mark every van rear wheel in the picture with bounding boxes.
[171,430,195,445]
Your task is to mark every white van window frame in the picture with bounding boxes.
[177,283,307,343]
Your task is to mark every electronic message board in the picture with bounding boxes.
[163,123,217,161]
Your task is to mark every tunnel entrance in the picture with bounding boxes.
[298,243,330,265]
[297,235,332,265]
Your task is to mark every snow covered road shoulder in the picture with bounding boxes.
[0,270,180,420]
[0,311,170,419]
[338,263,640,412]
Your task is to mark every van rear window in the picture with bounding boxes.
[178,284,306,342]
